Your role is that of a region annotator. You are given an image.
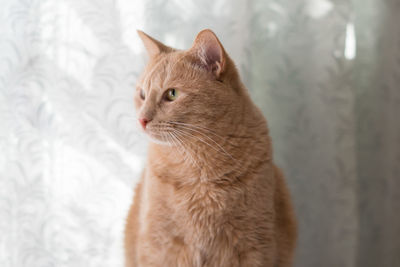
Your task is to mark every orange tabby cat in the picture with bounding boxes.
[124,29,297,267]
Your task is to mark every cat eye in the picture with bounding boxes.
[165,88,178,101]
[139,88,145,100]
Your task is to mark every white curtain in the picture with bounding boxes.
[1,0,399,266]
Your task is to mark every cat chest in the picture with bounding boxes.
[139,179,248,266]
[170,193,241,249]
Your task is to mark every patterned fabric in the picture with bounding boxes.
[0,0,399,266]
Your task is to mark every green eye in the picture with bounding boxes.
[165,88,178,101]
[139,88,145,100]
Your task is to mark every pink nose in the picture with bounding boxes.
[138,118,150,129]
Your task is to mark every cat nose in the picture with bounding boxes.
[138,118,151,129]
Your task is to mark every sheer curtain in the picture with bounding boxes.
[1,0,399,266]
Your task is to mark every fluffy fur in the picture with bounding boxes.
[124,29,297,267]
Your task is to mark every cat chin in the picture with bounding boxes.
[146,134,173,146]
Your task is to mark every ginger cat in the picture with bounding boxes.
[124,29,297,267]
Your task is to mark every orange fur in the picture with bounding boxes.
[125,29,297,267]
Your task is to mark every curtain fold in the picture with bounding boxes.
[0,0,399,266]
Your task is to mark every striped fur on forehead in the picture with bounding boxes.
[143,52,228,98]
[142,55,168,91]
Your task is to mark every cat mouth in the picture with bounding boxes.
[145,125,178,146]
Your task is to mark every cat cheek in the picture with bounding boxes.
[133,97,143,110]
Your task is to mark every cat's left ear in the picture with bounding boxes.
[190,29,226,78]
[137,30,173,57]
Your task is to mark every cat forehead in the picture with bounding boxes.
[140,55,174,85]
[139,52,201,88]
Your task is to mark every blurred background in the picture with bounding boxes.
[1,0,399,266]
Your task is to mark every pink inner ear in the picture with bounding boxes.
[202,42,222,66]
[191,30,225,76]
[197,40,224,75]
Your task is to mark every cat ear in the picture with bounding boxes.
[190,29,226,78]
[137,30,173,57]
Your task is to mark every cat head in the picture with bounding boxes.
[134,29,244,145]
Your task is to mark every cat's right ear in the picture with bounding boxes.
[137,30,173,57]
[189,29,226,79]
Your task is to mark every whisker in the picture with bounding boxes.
[170,131,201,171]
[171,127,236,166]
[168,121,228,141]
[170,124,236,161]
[153,123,238,179]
